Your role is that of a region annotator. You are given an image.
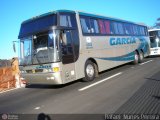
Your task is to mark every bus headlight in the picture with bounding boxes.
[43,67,60,73]
[20,70,26,73]
[53,67,60,72]
[43,69,52,73]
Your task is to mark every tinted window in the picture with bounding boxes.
[80,17,91,33]
[61,30,75,64]
[145,27,148,36]
[98,20,106,34]
[140,26,145,35]
[124,23,132,35]
[149,31,156,37]
[19,15,56,38]
[139,27,143,35]
[117,22,124,34]
[104,20,110,34]
[110,22,115,34]
[90,19,99,33]
[132,25,137,35]
[113,22,119,34]
[138,26,142,35]
[61,30,73,55]
[65,31,73,54]
[60,15,72,27]
[132,25,138,35]
[79,16,147,36]
[129,24,134,35]
[48,32,54,47]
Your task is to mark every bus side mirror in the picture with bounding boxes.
[13,41,19,53]
[13,42,16,53]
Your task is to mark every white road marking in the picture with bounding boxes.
[79,72,122,91]
[139,60,153,65]
[0,88,19,94]
[35,107,40,110]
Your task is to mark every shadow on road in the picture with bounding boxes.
[36,114,105,120]
[147,55,160,58]
[152,95,160,100]
[37,113,51,120]
[115,70,160,114]
[146,77,160,81]
[25,79,82,89]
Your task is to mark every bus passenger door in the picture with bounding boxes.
[60,30,76,83]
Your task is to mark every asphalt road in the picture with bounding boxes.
[0,57,160,120]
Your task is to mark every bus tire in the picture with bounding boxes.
[82,60,96,82]
[133,51,139,64]
[138,51,144,63]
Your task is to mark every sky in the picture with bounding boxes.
[0,0,159,59]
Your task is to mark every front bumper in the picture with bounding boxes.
[149,48,160,56]
[21,72,63,85]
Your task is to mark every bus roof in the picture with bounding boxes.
[148,28,160,32]
[22,9,146,26]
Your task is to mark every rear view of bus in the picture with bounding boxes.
[149,29,160,56]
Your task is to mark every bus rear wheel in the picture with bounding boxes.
[133,51,139,64]
[82,60,97,82]
[138,51,144,63]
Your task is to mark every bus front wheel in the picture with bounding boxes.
[83,60,97,82]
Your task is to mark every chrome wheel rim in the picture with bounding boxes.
[86,64,94,78]
[140,53,143,60]
[135,53,138,61]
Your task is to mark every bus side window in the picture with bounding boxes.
[98,20,106,34]
[104,20,110,34]
[60,30,73,55]
[60,30,76,64]
[90,19,99,34]
[110,21,114,34]
[60,15,72,27]
[80,17,91,33]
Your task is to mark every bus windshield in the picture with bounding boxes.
[19,30,61,65]
[150,40,158,48]
[18,14,56,38]
[149,30,160,48]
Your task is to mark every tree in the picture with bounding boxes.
[155,18,160,28]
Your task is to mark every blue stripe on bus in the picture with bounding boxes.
[96,52,135,61]
[95,37,148,61]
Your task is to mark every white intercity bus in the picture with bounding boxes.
[148,29,160,56]
[18,10,150,85]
